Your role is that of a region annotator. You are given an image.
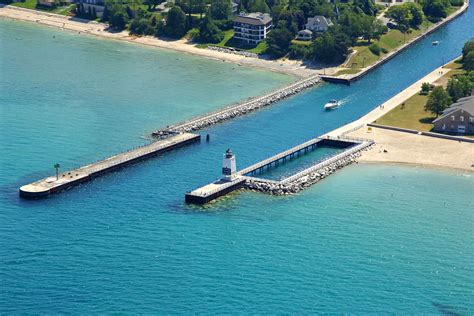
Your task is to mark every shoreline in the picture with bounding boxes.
[0,5,323,78]
[322,0,470,83]
[356,160,474,175]
[326,57,474,173]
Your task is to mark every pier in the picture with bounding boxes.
[20,133,200,199]
[185,136,373,205]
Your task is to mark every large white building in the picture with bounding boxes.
[233,12,272,44]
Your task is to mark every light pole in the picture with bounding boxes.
[54,163,60,180]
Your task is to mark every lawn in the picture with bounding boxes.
[291,39,312,46]
[206,29,268,54]
[345,20,433,70]
[375,93,436,131]
[9,0,75,15]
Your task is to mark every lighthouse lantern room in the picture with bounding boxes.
[222,149,237,181]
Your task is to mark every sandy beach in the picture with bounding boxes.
[0,5,329,78]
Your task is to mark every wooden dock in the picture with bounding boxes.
[19,133,200,199]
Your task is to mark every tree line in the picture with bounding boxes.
[424,39,474,117]
[75,0,464,64]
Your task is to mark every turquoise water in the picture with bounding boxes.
[250,145,345,181]
[1,6,474,313]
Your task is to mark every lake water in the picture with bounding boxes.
[0,7,473,313]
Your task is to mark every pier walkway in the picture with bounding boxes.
[20,133,200,199]
[186,136,373,204]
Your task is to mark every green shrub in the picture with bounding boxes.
[288,44,311,60]
[369,43,381,56]
[381,47,388,54]
[187,28,200,41]
[450,0,463,6]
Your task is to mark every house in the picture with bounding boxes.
[432,95,474,135]
[233,12,272,44]
[75,0,105,17]
[305,15,332,33]
[296,29,313,41]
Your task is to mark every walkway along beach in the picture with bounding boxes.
[325,57,474,172]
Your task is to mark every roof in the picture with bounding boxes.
[306,15,332,29]
[433,95,474,123]
[234,13,272,26]
[298,29,313,35]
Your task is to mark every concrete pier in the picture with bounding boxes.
[20,133,200,199]
[185,136,373,205]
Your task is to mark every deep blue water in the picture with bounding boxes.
[1,6,473,313]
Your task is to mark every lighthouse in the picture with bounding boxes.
[222,148,237,181]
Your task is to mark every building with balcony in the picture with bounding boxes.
[75,0,106,17]
[233,12,272,44]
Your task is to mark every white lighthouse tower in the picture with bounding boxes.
[222,148,237,181]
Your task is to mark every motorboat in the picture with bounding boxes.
[324,99,340,110]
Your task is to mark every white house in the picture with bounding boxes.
[305,15,333,33]
[233,12,272,44]
[296,29,313,41]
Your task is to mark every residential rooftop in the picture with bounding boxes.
[234,12,272,26]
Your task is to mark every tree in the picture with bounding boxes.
[266,22,294,58]
[425,86,451,117]
[199,15,224,43]
[462,39,474,59]
[165,6,187,38]
[421,82,431,95]
[385,5,413,32]
[311,28,351,63]
[464,51,474,70]
[353,0,377,16]
[109,4,129,30]
[405,2,424,28]
[248,0,271,13]
[360,15,387,43]
[210,0,232,20]
[447,75,474,101]
[421,0,451,19]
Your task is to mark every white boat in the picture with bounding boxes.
[324,99,340,110]
[432,41,440,45]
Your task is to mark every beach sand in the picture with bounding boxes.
[324,58,473,173]
[0,5,332,78]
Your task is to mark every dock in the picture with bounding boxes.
[185,136,373,205]
[20,132,200,199]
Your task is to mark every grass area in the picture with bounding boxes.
[444,58,463,69]
[345,20,433,70]
[333,68,362,76]
[291,39,312,46]
[205,29,268,54]
[9,0,75,15]
[375,93,436,131]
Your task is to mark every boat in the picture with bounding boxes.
[432,41,440,45]
[324,99,340,110]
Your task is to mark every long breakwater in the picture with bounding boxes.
[153,75,321,135]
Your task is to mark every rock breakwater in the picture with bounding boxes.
[152,75,321,135]
[244,145,374,195]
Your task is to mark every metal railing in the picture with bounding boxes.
[280,141,373,184]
